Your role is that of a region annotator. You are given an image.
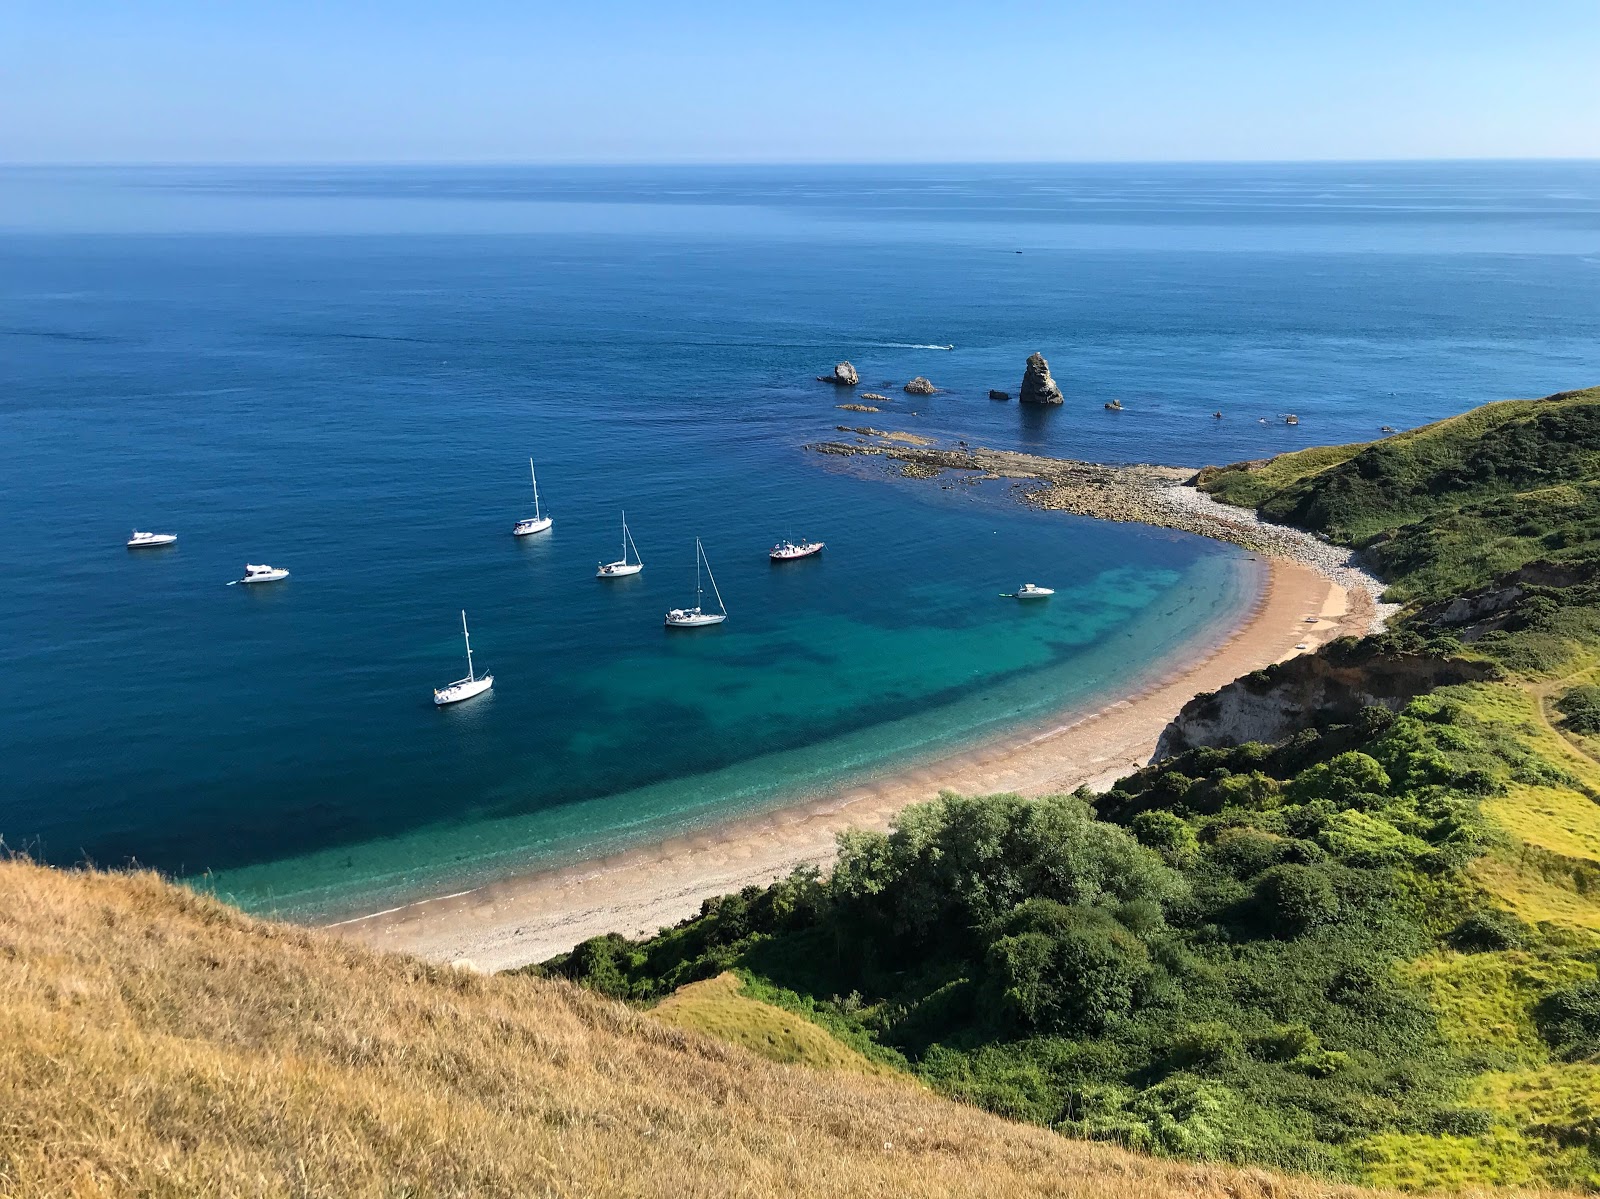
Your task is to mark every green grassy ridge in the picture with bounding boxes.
[1200,388,1600,546]
[541,387,1600,1190]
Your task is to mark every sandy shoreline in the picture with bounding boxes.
[332,554,1365,971]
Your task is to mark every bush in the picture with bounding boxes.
[1170,1021,1243,1068]
[1447,908,1528,952]
[1252,864,1339,938]
[1252,1022,1321,1062]
[1131,810,1198,866]
[984,900,1151,1033]
[1536,978,1600,1057]
[1208,827,1282,879]
[1556,685,1600,734]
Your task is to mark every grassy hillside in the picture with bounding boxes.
[0,858,1405,1199]
[549,385,1600,1191]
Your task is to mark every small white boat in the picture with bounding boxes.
[770,538,824,561]
[1010,583,1054,599]
[512,458,553,536]
[597,510,644,578]
[126,530,177,548]
[665,538,727,627]
[231,563,289,585]
[434,610,494,706]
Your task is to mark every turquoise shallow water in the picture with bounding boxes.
[2,163,1597,919]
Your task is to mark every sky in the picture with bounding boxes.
[3,1,1598,163]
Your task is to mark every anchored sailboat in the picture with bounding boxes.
[512,459,553,536]
[664,538,727,627]
[597,510,644,578]
[433,610,494,706]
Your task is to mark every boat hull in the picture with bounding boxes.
[434,674,494,706]
[239,570,289,584]
[513,517,553,536]
[127,534,177,548]
[597,561,643,578]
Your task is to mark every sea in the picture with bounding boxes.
[3,162,1598,920]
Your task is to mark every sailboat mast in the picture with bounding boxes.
[621,510,628,561]
[461,609,475,682]
[529,458,541,521]
[694,538,703,605]
[702,543,727,615]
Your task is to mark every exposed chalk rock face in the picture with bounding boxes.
[1019,352,1063,404]
[904,376,936,395]
[818,361,860,386]
[989,390,1011,401]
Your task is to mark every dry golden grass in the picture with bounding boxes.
[0,859,1441,1199]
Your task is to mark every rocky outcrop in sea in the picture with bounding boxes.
[903,376,936,395]
[989,389,1011,401]
[818,361,859,386]
[1019,352,1063,404]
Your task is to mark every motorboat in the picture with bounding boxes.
[665,538,727,627]
[1011,583,1054,599]
[232,563,289,585]
[434,610,494,706]
[770,538,824,561]
[126,530,177,548]
[597,510,644,578]
[513,458,553,536]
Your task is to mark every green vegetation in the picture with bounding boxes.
[545,385,1600,1190]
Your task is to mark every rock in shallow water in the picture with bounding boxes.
[1019,352,1063,405]
[817,361,859,386]
[904,376,936,395]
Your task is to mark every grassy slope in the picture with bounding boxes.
[546,386,1600,1192]
[0,858,1403,1199]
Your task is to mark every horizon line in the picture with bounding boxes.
[5,155,1600,170]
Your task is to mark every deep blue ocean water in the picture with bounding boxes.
[3,162,1598,918]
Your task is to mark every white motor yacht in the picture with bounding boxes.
[434,610,494,706]
[126,530,177,548]
[770,539,824,561]
[232,563,289,585]
[512,458,553,536]
[1013,583,1054,599]
[665,538,727,627]
[597,510,644,578]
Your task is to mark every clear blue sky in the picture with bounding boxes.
[4,0,1597,163]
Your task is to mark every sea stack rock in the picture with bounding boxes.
[1019,352,1063,405]
[818,361,859,386]
[904,376,936,395]
[989,389,1011,401]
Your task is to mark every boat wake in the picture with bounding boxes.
[878,342,955,350]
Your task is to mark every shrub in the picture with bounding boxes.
[1536,978,1600,1058]
[1447,908,1528,952]
[1131,810,1198,866]
[1252,864,1339,938]
[1252,1022,1321,1062]
[984,900,1151,1033]
[1208,827,1282,879]
[1170,1021,1243,1068]
[1555,684,1600,734]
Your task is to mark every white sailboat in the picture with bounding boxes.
[597,510,644,578]
[665,538,727,627]
[126,529,177,548]
[512,458,553,536]
[433,610,494,706]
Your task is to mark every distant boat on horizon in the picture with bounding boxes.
[665,538,727,627]
[433,610,493,706]
[598,510,644,578]
[126,529,177,548]
[512,458,552,536]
